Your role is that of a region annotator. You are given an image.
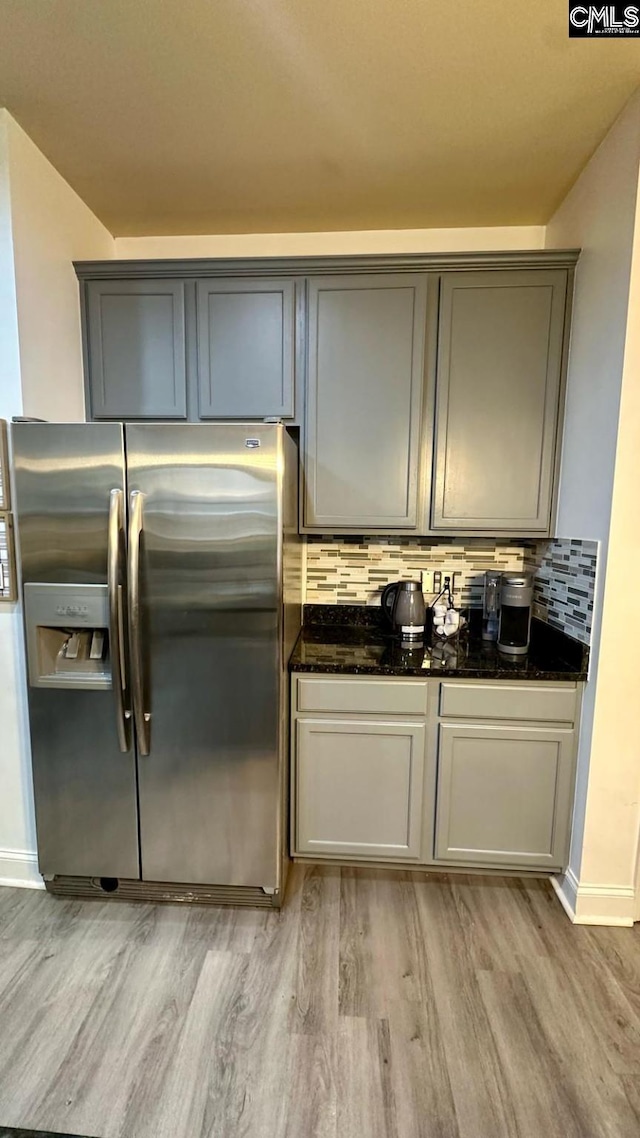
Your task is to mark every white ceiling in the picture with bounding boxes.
[0,0,638,236]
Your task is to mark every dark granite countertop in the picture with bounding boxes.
[289,605,589,681]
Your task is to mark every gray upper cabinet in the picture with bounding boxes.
[85,280,187,420]
[434,722,575,869]
[196,278,296,419]
[432,270,568,534]
[77,254,575,528]
[303,274,430,532]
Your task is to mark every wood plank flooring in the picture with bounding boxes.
[0,866,639,1138]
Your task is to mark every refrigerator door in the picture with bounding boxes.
[12,423,140,879]
[125,423,282,888]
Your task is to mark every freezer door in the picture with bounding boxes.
[125,423,282,888]
[12,423,140,879]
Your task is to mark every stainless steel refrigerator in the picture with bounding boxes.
[12,422,301,906]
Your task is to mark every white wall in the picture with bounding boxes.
[114,225,545,260]
[0,110,114,887]
[546,90,640,924]
[595,203,640,911]
[6,116,113,422]
[0,111,37,886]
[0,116,21,407]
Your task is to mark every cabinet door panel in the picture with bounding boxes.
[295,718,425,859]
[439,681,578,725]
[197,278,295,418]
[304,274,428,530]
[435,723,574,868]
[432,270,567,532]
[86,280,187,419]
[296,675,428,716]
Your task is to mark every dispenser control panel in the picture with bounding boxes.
[23,582,111,690]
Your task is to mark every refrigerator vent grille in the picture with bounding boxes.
[46,876,280,908]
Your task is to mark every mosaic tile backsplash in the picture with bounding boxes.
[305,536,598,646]
[306,537,525,608]
[525,538,598,646]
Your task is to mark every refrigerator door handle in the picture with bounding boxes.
[107,488,132,753]
[128,490,150,756]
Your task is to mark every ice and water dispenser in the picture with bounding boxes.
[24,582,111,689]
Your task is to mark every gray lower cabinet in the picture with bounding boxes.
[303,273,430,532]
[432,269,568,533]
[84,279,188,419]
[196,278,296,418]
[291,674,579,874]
[434,722,575,869]
[294,717,425,860]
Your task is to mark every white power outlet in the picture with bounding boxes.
[443,572,461,602]
[420,569,434,593]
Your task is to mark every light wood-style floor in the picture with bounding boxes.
[0,866,639,1138]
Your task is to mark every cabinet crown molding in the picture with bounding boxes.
[74,249,580,281]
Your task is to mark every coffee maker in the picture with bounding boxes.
[498,573,533,656]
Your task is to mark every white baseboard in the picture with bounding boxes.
[552,867,635,927]
[551,869,578,920]
[0,848,44,890]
